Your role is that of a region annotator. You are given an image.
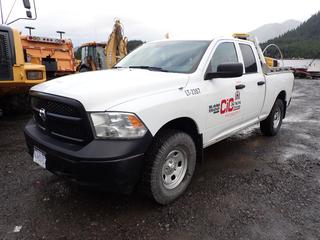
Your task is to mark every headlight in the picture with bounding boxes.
[26,71,43,80]
[90,112,147,139]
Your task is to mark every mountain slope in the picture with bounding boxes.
[263,12,320,58]
[250,20,301,43]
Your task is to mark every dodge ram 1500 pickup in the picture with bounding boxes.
[24,36,294,204]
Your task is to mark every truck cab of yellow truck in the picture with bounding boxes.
[0,25,46,113]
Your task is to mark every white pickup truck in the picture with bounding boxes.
[24,36,294,204]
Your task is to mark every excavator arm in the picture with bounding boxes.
[105,20,128,69]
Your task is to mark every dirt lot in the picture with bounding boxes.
[0,79,319,240]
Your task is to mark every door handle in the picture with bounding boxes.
[257,81,265,86]
[235,84,245,90]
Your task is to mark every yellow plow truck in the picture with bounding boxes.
[0,25,46,114]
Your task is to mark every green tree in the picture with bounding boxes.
[262,11,320,59]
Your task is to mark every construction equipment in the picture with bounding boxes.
[0,0,79,114]
[0,27,77,114]
[264,57,279,68]
[76,19,128,72]
[0,0,44,114]
[262,44,283,69]
[0,25,46,113]
[105,19,128,69]
[76,42,106,72]
[21,27,77,79]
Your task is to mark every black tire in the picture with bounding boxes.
[260,99,284,136]
[141,129,196,205]
[79,67,91,72]
[1,93,30,115]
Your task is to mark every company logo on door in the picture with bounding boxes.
[209,91,241,115]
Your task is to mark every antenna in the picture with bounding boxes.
[25,26,35,36]
[56,31,65,39]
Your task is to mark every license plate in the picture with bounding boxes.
[33,148,46,169]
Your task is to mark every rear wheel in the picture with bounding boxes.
[141,130,196,205]
[260,99,284,136]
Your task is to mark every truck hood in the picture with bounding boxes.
[31,69,189,111]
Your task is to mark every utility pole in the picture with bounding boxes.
[0,0,4,24]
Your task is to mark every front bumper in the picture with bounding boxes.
[24,119,153,193]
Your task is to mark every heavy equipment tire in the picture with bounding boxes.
[1,93,30,115]
[260,99,284,136]
[141,129,196,205]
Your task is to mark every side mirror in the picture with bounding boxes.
[205,63,243,80]
[26,10,32,18]
[23,0,31,9]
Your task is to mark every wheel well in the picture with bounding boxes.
[277,91,287,118]
[156,117,203,162]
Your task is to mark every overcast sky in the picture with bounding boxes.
[2,0,320,46]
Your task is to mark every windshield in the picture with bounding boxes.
[116,40,210,73]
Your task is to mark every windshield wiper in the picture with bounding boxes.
[128,66,168,72]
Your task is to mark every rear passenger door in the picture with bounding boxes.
[238,43,265,124]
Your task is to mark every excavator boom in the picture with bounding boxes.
[105,20,128,69]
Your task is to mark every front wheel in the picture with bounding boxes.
[260,99,285,136]
[141,130,196,205]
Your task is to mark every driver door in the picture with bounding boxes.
[202,41,243,144]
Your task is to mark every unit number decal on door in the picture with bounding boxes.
[185,88,201,96]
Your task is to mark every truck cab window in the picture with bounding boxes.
[239,44,257,73]
[81,46,87,63]
[208,42,238,72]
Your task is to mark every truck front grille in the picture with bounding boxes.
[31,93,93,145]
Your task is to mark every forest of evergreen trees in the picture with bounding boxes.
[262,11,320,59]
[127,40,144,53]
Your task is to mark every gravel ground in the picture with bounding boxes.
[0,79,319,240]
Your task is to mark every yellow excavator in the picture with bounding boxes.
[76,19,128,72]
